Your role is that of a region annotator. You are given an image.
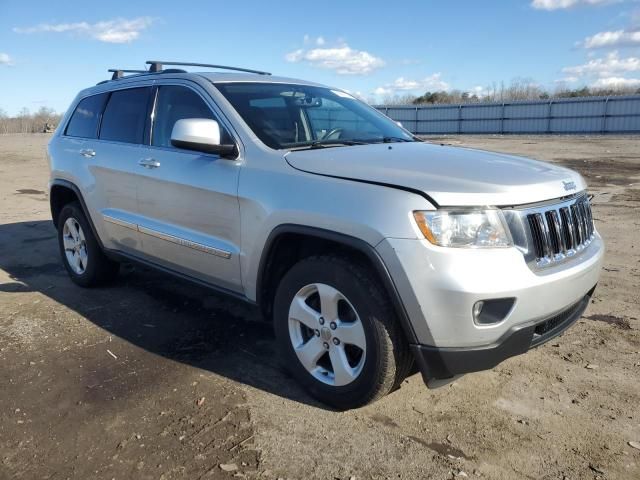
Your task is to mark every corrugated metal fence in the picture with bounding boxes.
[375,95,640,135]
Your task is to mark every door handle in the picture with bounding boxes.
[79,149,96,158]
[138,158,161,169]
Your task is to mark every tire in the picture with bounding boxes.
[57,202,119,287]
[273,255,413,410]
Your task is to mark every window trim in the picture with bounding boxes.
[63,92,109,139]
[61,79,244,157]
[97,86,154,145]
[144,81,240,158]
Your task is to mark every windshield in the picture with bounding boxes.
[215,82,414,150]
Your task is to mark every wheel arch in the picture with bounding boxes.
[256,224,418,344]
[49,179,104,249]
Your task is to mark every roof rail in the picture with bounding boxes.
[146,60,271,76]
[108,69,147,80]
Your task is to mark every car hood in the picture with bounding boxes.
[284,142,585,207]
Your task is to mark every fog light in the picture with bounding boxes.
[472,298,516,325]
[472,301,484,321]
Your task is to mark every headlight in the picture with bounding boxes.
[413,210,512,248]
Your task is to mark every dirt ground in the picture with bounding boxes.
[0,133,638,480]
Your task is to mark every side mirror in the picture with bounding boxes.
[171,118,237,157]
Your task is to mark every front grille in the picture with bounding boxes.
[525,195,594,267]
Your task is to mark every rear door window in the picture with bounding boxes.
[65,93,108,138]
[99,87,151,144]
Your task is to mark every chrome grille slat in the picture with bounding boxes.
[548,210,566,254]
[584,203,591,238]
[559,207,575,251]
[585,202,594,237]
[578,202,589,242]
[536,213,553,259]
[527,215,544,259]
[571,204,584,245]
[522,194,595,268]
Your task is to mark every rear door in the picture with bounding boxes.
[92,86,152,253]
[57,92,110,233]
[135,82,242,292]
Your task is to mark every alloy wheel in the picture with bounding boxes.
[288,283,366,386]
[62,217,88,275]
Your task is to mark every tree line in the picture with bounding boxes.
[381,78,640,106]
[2,78,640,131]
[0,107,63,134]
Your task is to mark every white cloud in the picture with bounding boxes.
[469,85,491,97]
[285,49,305,62]
[374,74,450,96]
[0,53,12,65]
[591,76,640,87]
[561,51,640,89]
[563,50,640,76]
[373,86,393,96]
[13,17,155,43]
[285,40,385,75]
[531,0,623,10]
[580,28,640,48]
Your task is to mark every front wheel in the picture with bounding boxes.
[273,255,412,410]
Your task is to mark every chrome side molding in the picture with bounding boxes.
[138,226,232,259]
[103,214,137,231]
[102,213,231,259]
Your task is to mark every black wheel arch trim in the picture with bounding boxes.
[256,224,419,344]
[49,179,106,250]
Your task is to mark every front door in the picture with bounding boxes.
[135,83,242,292]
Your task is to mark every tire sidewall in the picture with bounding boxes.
[274,258,389,407]
[57,203,102,287]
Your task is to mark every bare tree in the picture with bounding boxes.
[381,93,418,105]
[0,107,62,134]
[503,77,544,101]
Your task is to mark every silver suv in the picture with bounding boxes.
[48,61,604,409]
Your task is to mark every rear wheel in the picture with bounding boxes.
[274,255,412,409]
[57,202,119,287]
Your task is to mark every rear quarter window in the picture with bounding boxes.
[99,87,151,144]
[65,93,108,139]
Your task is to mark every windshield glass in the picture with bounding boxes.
[215,82,414,149]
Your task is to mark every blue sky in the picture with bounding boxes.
[1,0,639,114]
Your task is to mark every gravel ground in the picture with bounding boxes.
[0,133,639,480]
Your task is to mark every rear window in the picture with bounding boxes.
[99,87,151,144]
[65,93,108,138]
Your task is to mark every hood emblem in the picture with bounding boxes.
[563,180,576,191]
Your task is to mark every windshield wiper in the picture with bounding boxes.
[381,136,414,143]
[289,140,367,151]
[354,136,415,145]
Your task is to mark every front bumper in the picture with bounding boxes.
[377,233,603,347]
[410,287,594,382]
[376,230,603,384]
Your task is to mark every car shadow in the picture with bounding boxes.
[0,220,329,409]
